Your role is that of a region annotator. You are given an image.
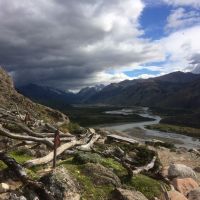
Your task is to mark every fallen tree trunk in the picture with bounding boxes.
[45,123,72,137]
[91,147,157,178]
[25,139,85,167]
[0,126,54,148]
[106,134,139,145]
[0,118,71,138]
[0,152,27,179]
[77,134,100,151]
[132,156,157,175]
[0,152,55,200]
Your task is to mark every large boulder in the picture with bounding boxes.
[73,152,102,164]
[9,193,27,200]
[17,146,36,157]
[168,164,197,180]
[160,190,187,200]
[83,163,121,187]
[110,188,148,200]
[188,187,200,200]
[172,178,199,196]
[40,167,80,200]
[0,182,10,193]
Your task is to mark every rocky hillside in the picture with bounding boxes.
[0,67,69,124]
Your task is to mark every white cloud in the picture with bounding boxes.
[163,0,200,8]
[145,0,200,8]
[158,25,200,73]
[166,8,200,31]
[91,71,132,85]
[82,71,159,89]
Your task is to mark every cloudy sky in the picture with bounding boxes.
[0,0,200,91]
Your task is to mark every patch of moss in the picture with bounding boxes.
[72,152,126,178]
[127,174,163,199]
[101,158,127,178]
[60,122,84,135]
[73,152,103,164]
[60,158,113,200]
[8,150,33,164]
[25,169,39,180]
[0,161,7,170]
[29,165,44,173]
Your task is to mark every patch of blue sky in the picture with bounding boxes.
[124,68,160,77]
[139,4,172,39]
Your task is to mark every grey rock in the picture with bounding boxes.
[83,163,121,187]
[110,188,148,200]
[188,187,200,200]
[40,166,80,200]
[9,193,27,200]
[168,164,197,180]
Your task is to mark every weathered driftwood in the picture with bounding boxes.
[0,141,29,153]
[0,126,54,148]
[45,123,72,137]
[25,139,85,167]
[132,156,157,175]
[91,146,157,178]
[0,152,27,179]
[0,152,55,200]
[0,118,71,138]
[107,134,138,145]
[77,134,100,151]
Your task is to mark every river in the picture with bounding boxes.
[98,108,200,149]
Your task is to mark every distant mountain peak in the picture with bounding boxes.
[154,71,200,83]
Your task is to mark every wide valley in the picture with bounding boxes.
[67,105,200,149]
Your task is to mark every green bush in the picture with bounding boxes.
[67,122,83,134]
[127,174,163,199]
[73,152,103,164]
[0,161,7,170]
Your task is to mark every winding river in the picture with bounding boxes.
[99,108,200,149]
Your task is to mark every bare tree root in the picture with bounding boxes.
[0,152,55,200]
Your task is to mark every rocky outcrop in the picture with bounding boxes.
[160,190,188,200]
[40,167,80,200]
[188,187,200,200]
[0,67,69,125]
[168,164,197,180]
[83,163,121,187]
[172,178,199,196]
[0,182,10,193]
[110,188,148,200]
[194,167,200,173]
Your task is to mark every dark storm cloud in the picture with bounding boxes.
[0,0,163,90]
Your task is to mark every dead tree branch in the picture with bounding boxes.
[25,139,85,167]
[0,126,54,148]
[0,152,55,200]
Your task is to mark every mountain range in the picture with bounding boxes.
[17,71,200,111]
